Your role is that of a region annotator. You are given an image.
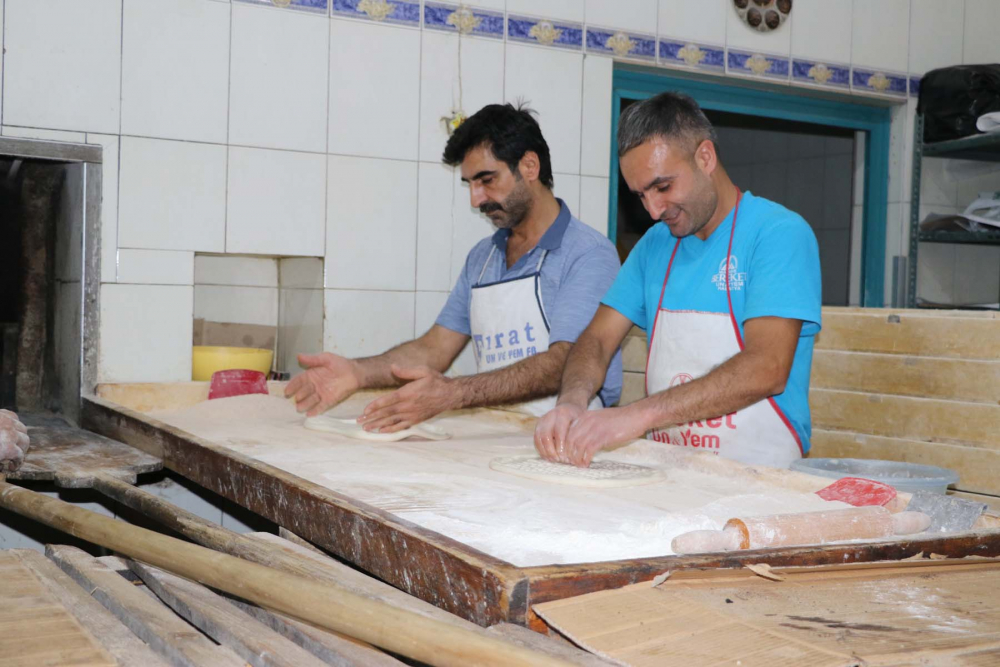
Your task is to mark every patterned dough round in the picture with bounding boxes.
[489,455,665,487]
[304,415,450,442]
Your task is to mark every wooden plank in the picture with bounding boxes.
[810,429,1000,496]
[81,394,527,627]
[815,309,1000,360]
[46,545,248,667]
[9,424,162,487]
[13,550,170,667]
[487,624,616,667]
[129,561,330,667]
[812,349,1000,403]
[810,388,1000,448]
[0,551,117,667]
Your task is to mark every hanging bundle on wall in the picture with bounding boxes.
[918,65,1000,143]
[732,0,792,33]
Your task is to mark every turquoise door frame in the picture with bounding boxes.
[610,69,892,307]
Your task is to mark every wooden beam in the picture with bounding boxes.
[816,310,1000,360]
[46,545,248,667]
[0,481,579,667]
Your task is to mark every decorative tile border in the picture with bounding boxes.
[424,2,504,39]
[727,49,790,81]
[791,59,850,89]
[585,26,656,63]
[235,0,328,14]
[909,76,921,98]
[507,15,583,51]
[331,0,420,26]
[852,68,908,97]
[658,40,725,72]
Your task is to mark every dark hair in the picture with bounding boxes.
[442,103,554,189]
[617,92,718,157]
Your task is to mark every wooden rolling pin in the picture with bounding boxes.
[672,506,931,554]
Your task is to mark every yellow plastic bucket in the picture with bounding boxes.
[192,346,273,382]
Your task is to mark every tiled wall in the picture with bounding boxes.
[0,0,993,383]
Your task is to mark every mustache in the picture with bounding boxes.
[479,202,504,214]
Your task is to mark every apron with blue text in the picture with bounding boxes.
[469,247,603,417]
[644,190,803,467]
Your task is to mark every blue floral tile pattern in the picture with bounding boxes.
[727,49,790,81]
[424,2,504,39]
[909,76,921,98]
[235,0,328,14]
[585,27,656,62]
[331,0,420,25]
[791,59,850,89]
[659,40,724,71]
[852,68,908,97]
[507,15,583,50]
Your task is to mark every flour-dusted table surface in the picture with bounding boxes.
[83,382,1000,630]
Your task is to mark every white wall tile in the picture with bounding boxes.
[327,155,418,291]
[229,4,329,153]
[324,290,415,358]
[883,202,906,304]
[886,103,909,205]
[726,1,792,56]
[954,160,1000,206]
[415,291,449,338]
[87,133,121,283]
[579,175,610,236]
[451,171,496,285]
[1,126,86,142]
[916,242,956,304]
[851,0,909,72]
[417,162,456,292]
[849,204,863,305]
[194,285,279,326]
[226,147,327,256]
[195,255,279,287]
[463,0,505,11]
[790,0,852,64]
[964,0,1000,64]
[99,284,193,382]
[554,173,581,215]
[585,0,656,34]
[418,30,505,163]
[505,43,584,176]
[279,257,324,289]
[908,0,964,75]
[508,0,584,22]
[657,0,726,44]
[920,158,961,207]
[953,246,1000,305]
[118,250,194,285]
[121,0,230,144]
[118,137,227,252]
[3,0,121,134]
[278,287,324,375]
[580,55,613,178]
[329,20,420,161]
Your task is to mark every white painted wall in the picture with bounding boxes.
[0,0,991,382]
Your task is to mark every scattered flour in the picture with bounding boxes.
[151,394,848,567]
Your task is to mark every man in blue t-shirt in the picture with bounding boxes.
[536,92,821,469]
[287,104,622,433]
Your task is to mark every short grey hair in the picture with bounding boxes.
[617,92,718,157]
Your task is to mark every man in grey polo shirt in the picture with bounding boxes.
[287,103,622,433]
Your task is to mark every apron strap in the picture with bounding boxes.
[475,246,497,286]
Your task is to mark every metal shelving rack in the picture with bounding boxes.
[907,114,1000,308]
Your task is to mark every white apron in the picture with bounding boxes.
[469,247,603,417]
[644,191,804,467]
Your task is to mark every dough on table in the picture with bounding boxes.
[489,455,665,488]
[303,415,450,442]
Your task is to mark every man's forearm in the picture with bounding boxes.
[353,339,447,389]
[557,334,614,408]
[449,343,571,409]
[632,348,784,432]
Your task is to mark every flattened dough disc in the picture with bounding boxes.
[489,455,665,488]
[304,415,450,442]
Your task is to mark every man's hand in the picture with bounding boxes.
[561,406,647,467]
[285,353,361,416]
[533,404,585,464]
[0,409,30,473]
[358,365,458,433]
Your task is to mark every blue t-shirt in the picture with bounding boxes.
[437,199,624,406]
[602,191,821,451]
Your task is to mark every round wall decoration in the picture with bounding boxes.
[733,0,791,33]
